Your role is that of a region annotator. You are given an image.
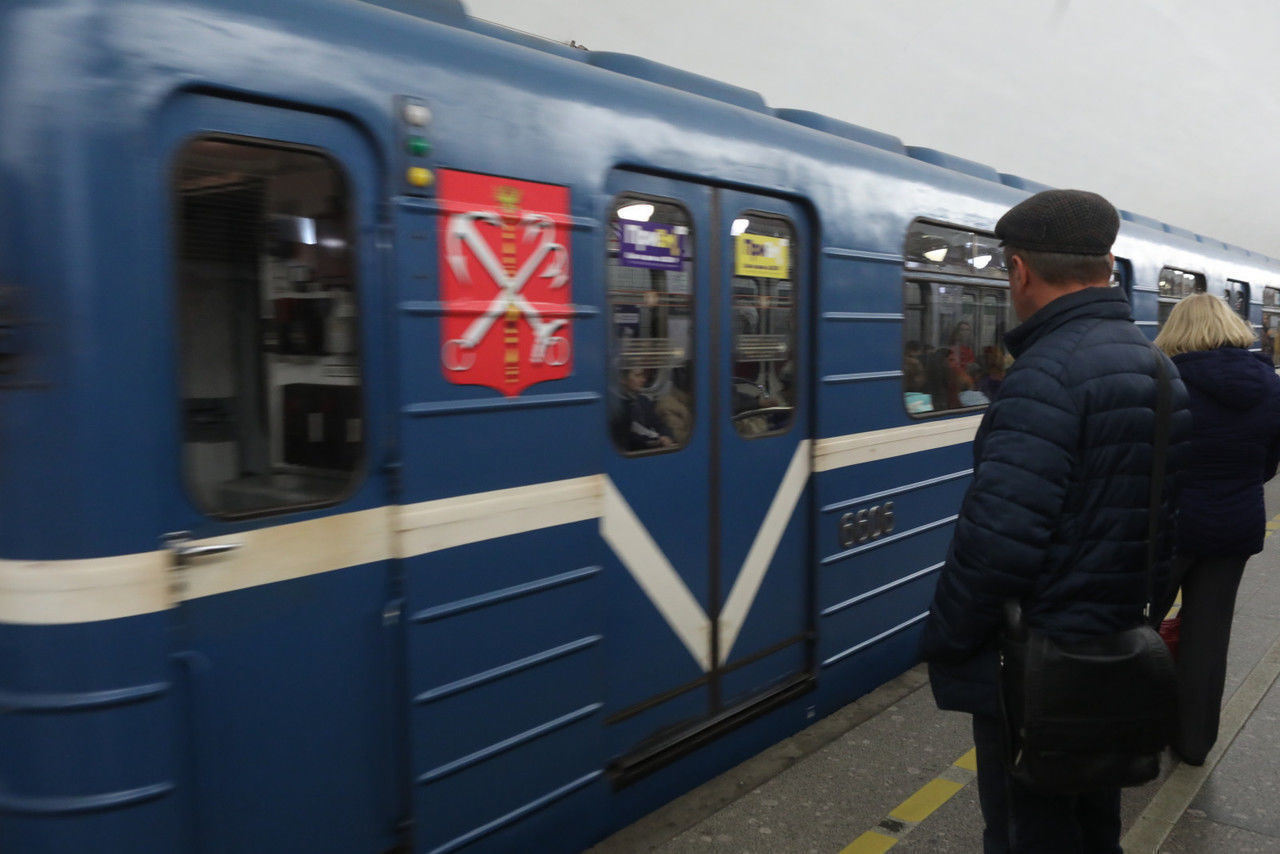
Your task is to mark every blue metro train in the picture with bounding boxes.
[2,1,1278,852]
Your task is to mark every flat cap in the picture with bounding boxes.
[995,189,1119,255]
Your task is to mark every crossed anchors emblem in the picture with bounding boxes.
[442,208,570,373]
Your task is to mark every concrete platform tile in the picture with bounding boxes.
[1160,810,1280,853]
[1188,676,1280,838]
[1223,614,1280,702]
[1235,559,1280,622]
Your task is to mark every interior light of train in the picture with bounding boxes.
[617,203,654,221]
[923,247,948,262]
[730,217,749,236]
[972,254,992,269]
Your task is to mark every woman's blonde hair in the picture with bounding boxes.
[1154,292,1257,356]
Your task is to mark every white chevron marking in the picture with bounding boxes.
[600,478,712,671]
[717,440,811,664]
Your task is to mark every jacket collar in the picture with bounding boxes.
[1004,286,1132,358]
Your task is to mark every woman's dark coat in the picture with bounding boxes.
[1171,347,1280,557]
[919,287,1191,715]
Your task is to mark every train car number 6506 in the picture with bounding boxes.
[838,502,896,548]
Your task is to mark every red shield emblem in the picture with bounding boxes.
[437,170,573,396]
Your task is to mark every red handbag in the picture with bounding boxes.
[1158,615,1181,660]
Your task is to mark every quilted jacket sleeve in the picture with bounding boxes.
[919,359,1078,663]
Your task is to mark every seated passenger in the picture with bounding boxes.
[613,368,675,451]
[903,340,927,392]
[947,320,976,380]
[978,345,1007,400]
[926,347,959,410]
[958,362,989,407]
[654,368,692,444]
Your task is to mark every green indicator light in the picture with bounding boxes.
[407,136,431,157]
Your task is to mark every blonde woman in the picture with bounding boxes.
[1154,292,1280,765]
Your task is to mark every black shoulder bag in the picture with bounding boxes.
[997,353,1178,794]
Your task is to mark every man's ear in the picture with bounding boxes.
[1007,252,1027,290]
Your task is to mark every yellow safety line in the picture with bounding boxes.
[841,830,897,854]
[838,748,975,853]
[852,510,1280,854]
[889,778,965,823]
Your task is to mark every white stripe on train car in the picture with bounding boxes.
[813,415,982,472]
[0,551,170,625]
[396,475,603,558]
[0,420,980,626]
[180,507,393,602]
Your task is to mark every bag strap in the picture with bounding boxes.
[1144,349,1172,615]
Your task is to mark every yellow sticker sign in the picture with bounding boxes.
[735,234,790,280]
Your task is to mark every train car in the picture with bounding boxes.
[2,1,1278,852]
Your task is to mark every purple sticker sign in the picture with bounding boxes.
[617,221,686,271]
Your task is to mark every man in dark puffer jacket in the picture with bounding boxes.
[918,189,1190,854]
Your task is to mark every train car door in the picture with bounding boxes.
[602,172,812,778]
[155,95,399,854]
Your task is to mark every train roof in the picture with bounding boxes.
[364,0,1272,266]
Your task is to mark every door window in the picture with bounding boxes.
[730,213,797,437]
[607,196,695,454]
[174,137,363,516]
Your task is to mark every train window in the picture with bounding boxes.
[1157,266,1206,328]
[905,222,1008,279]
[730,213,796,437]
[607,196,694,454]
[1111,257,1132,296]
[174,137,363,517]
[902,222,1011,417]
[1226,279,1251,319]
[1262,287,1280,366]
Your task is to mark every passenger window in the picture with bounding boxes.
[607,196,694,455]
[1262,287,1280,367]
[902,221,1012,416]
[1111,257,1132,296]
[1157,266,1206,328]
[175,137,363,516]
[1226,279,1251,319]
[730,213,797,437]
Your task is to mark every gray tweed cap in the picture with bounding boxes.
[995,189,1119,256]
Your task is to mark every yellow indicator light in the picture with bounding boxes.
[407,167,434,188]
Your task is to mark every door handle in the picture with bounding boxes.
[172,542,242,565]
[163,533,242,597]
[163,532,243,568]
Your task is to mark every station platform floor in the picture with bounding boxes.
[589,480,1280,854]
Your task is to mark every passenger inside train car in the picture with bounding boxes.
[612,367,676,451]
